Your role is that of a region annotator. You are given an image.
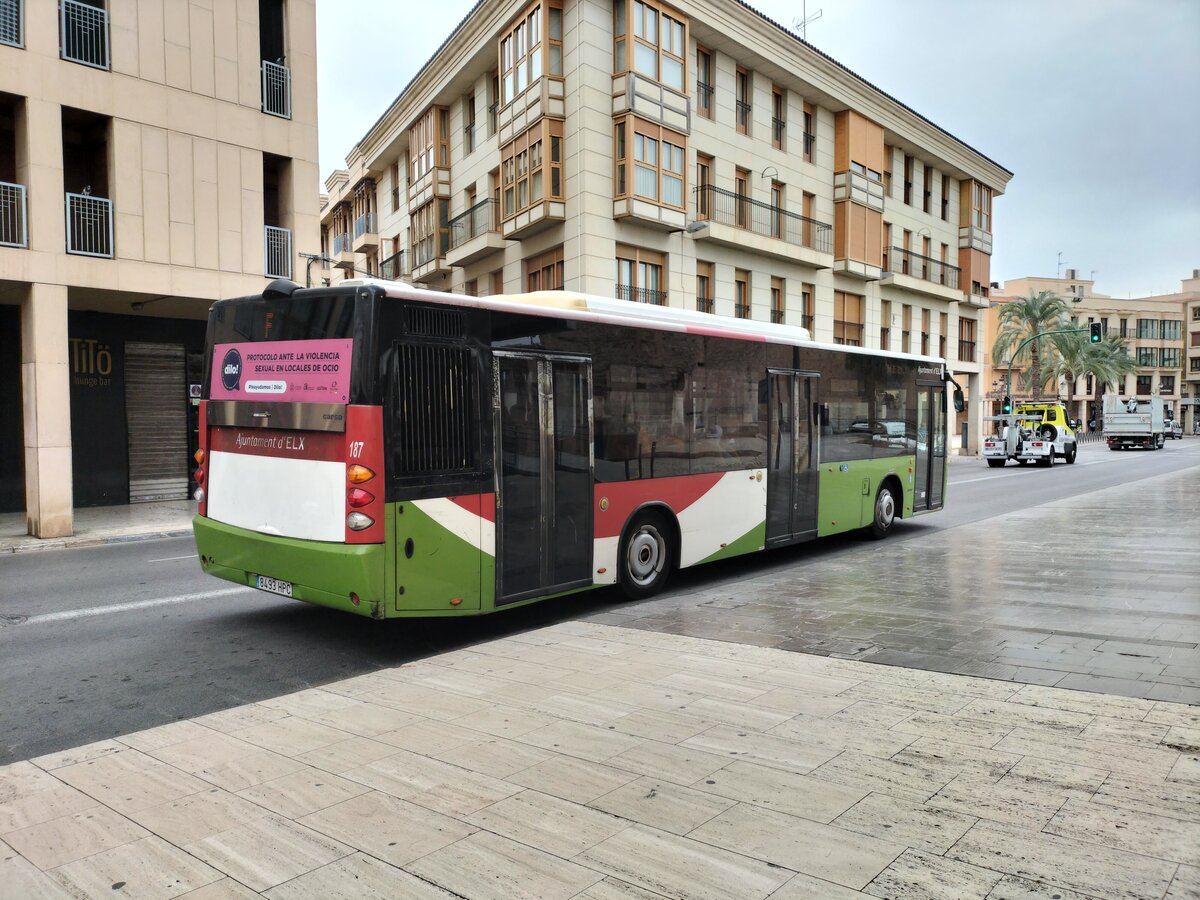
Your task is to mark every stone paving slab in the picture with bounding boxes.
[587,466,1200,704]
[2,621,1199,899]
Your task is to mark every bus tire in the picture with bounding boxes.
[986,459,1004,468]
[618,510,674,600]
[869,482,898,540]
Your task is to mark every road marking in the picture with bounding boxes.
[148,555,198,563]
[25,587,253,625]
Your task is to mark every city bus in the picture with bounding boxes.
[192,278,957,619]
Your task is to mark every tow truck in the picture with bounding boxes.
[983,401,1078,468]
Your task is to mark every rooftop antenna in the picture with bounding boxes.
[1056,251,1063,280]
[793,0,823,40]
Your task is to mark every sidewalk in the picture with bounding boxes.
[0,500,194,555]
[2,620,1198,899]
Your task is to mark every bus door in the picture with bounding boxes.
[765,370,819,544]
[914,382,947,511]
[494,352,593,604]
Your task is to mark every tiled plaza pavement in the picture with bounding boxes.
[587,467,1200,705]
[3,620,1199,900]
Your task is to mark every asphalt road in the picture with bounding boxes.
[2,437,1198,763]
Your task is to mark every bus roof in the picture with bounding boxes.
[340,278,946,369]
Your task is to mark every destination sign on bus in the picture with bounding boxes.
[209,338,352,404]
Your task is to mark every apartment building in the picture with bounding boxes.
[0,0,319,536]
[984,271,1199,431]
[318,0,1011,457]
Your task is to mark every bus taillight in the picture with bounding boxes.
[344,406,385,543]
[194,402,209,515]
[347,464,374,484]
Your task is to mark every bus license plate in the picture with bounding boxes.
[255,575,293,597]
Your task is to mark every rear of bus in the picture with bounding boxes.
[192,282,389,618]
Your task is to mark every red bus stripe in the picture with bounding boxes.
[593,473,724,538]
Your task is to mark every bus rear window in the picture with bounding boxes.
[209,293,357,343]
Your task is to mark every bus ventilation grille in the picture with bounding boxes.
[406,306,464,339]
[392,342,477,476]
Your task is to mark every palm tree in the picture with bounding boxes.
[1047,327,1136,426]
[1087,334,1138,425]
[992,291,1072,400]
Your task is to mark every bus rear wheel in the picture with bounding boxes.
[869,484,897,540]
[986,459,1005,468]
[618,511,674,600]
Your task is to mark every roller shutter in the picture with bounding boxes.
[124,342,188,502]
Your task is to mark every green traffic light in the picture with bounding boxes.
[1089,322,1103,342]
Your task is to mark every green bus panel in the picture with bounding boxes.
[391,501,486,614]
[193,516,386,618]
[816,457,914,538]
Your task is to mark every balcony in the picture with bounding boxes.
[380,250,407,281]
[772,117,785,148]
[0,181,27,248]
[735,303,751,319]
[771,308,785,324]
[958,223,992,254]
[963,283,992,308]
[410,234,451,284]
[352,212,377,253]
[446,199,506,267]
[833,168,884,212]
[61,0,108,69]
[1,0,23,48]
[691,185,832,269]
[736,100,752,132]
[802,131,815,160]
[617,285,666,306]
[330,232,354,270]
[958,339,977,364]
[696,296,713,314]
[880,246,963,302]
[65,192,112,257]
[261,60,291,119]
[696,81,713,118]
[264,225,291,279]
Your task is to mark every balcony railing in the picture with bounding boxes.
[771,117,785,145]
[380,250,406,280]
[464,123,475,154]
[261,60,291,118]
[617,284,666,305]
[696,81,713,114]
[1,0,23,48]
[65,192,112,257]
[770,308,785,324]
[801,314,813,332]
[735,303,751,319]
[888,246,961,289]
[353,212,376,239]
[803,131,815,158]
[959,340,978,362]
[736,100,752,130]
[331,232,350,255]
[264,225,291,279]
[61,0,109,69]
[696,295,714,314]
[695,184,832,253]
[0,181,27,247]
[448,198,497,250]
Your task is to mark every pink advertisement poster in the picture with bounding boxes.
[209,339,353,404]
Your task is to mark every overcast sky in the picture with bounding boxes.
[316,0,1199,299]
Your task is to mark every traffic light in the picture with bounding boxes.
[1001,396,1012,415]
[1089,321,1103,342]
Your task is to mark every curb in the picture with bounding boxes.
[0,528,193,556]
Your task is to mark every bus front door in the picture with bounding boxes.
[495,353,593,605]
[766,371,819,544]
[914,383,946,512]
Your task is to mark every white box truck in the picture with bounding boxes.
[1103,394,1165,450]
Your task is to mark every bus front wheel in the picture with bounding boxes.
[869,484,898,540]
[619,511,674,600]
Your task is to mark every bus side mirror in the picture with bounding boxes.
[952,389,965,413]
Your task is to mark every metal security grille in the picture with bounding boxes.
[264,225,291,278]
[392,343,476,476]
[406,305,464,339]
[261,60,291,118]
[0,0,22,47]
[61,0,109,69]
[0,182,26,247]
[124,342,189,502]
[65,193,113,257]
